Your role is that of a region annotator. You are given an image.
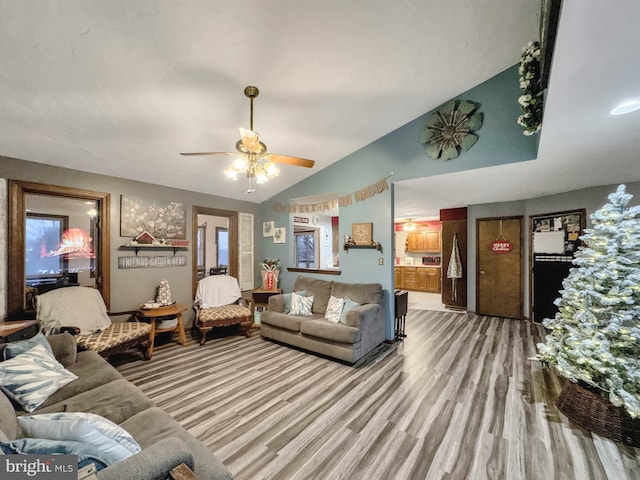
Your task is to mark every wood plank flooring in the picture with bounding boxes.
[117,311,640,479]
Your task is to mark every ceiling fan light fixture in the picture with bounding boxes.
[264,161,279,178]
[232,156,248,172]
[224,167,239,180]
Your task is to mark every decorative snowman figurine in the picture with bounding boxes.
[155,279,172,306]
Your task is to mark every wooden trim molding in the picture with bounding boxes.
[7,180,110,317]
[287,267,341,276]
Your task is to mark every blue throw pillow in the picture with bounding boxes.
[0,344,77,412]
[3,332,53,361]
[18,412,141,464]
[283,290,306,314]
[1,438,109,471]
[339,296,360,324]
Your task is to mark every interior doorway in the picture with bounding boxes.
[476,216,523,319]
[192,206,238,298]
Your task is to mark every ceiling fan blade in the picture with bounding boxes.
[265,153,315,168]
[239,127,261,152]
[179,152,237,157]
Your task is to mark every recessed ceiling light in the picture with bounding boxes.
[610,99,640,116]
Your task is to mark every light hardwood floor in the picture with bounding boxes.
[117,310,640,480]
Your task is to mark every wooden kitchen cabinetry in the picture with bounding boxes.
[406,231,441,252]
[395,266,440,293]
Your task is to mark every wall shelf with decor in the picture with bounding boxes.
[119,245,188,256]
[343,242,382,253]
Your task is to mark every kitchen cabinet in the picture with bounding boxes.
[406,231,441,252]
[425,267,441,293]
[395,266,441,293]
[394,267,403,289]
[402,267,417,290]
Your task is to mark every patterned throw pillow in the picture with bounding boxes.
[1,438,109,470]
[3,332,54,360]
[283,290,307,314]
[0,344,77,412]
[289,292,314,316]
[339,296,360,324]
[18,412,141,464]
[325,296,345,323]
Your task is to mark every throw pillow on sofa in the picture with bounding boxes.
[3,332,54,361]
[289,292,314,316]
[339,296,360,324]
[325,296,345,323]
[282,290,307,314]
[1,437,109,470]
[18,411,141,464]
[0,344,77,412]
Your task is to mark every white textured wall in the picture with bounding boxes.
[0,178,7,320]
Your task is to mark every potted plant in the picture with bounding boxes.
[260,258,280,291]
[536,185,640,446]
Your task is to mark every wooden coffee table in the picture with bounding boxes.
[135,303,188,356]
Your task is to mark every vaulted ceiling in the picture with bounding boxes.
[1,1,639,218]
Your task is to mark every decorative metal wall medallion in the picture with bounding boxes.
[420,100,483,160]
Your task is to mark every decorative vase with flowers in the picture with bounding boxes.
[260,258,280,291]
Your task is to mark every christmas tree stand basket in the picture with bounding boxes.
[556,379,640,447]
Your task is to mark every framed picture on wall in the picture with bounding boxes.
[263,221,275,237]
[273,227,286,244]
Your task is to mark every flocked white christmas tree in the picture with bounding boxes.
[537,185,640,418]
[156,279,173,306]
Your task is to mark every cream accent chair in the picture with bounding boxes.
[36,286,152,360]
[194,275,252,345]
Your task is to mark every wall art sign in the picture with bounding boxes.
[118,255,187,269]
[120,195,186,239]
[491,239,513,254]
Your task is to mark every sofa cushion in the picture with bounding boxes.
[45,333,78,368]
[0,390,18,440]
[0,344,78,413]
[32,379,154,426]
[300,319,361,344]
[292,277,333,314]
[18,412,141,463]
[37,350,124,409]
[260,311,322,332]
[75,321,151,353]
[120,407,233,480]
[331,281,382,306]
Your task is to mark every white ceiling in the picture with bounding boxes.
[1,1,639,218]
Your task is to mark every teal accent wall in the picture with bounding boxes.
[260,65,538,340]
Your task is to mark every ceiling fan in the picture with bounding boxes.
[180,86,315,193]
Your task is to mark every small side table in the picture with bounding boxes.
[251,288,282,323]
[0,320,38,344]
[135,303,188,356]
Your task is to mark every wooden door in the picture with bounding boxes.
[476,217,523,319]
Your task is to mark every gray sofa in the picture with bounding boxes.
[260,276,385,363]
[0,333,232,480]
